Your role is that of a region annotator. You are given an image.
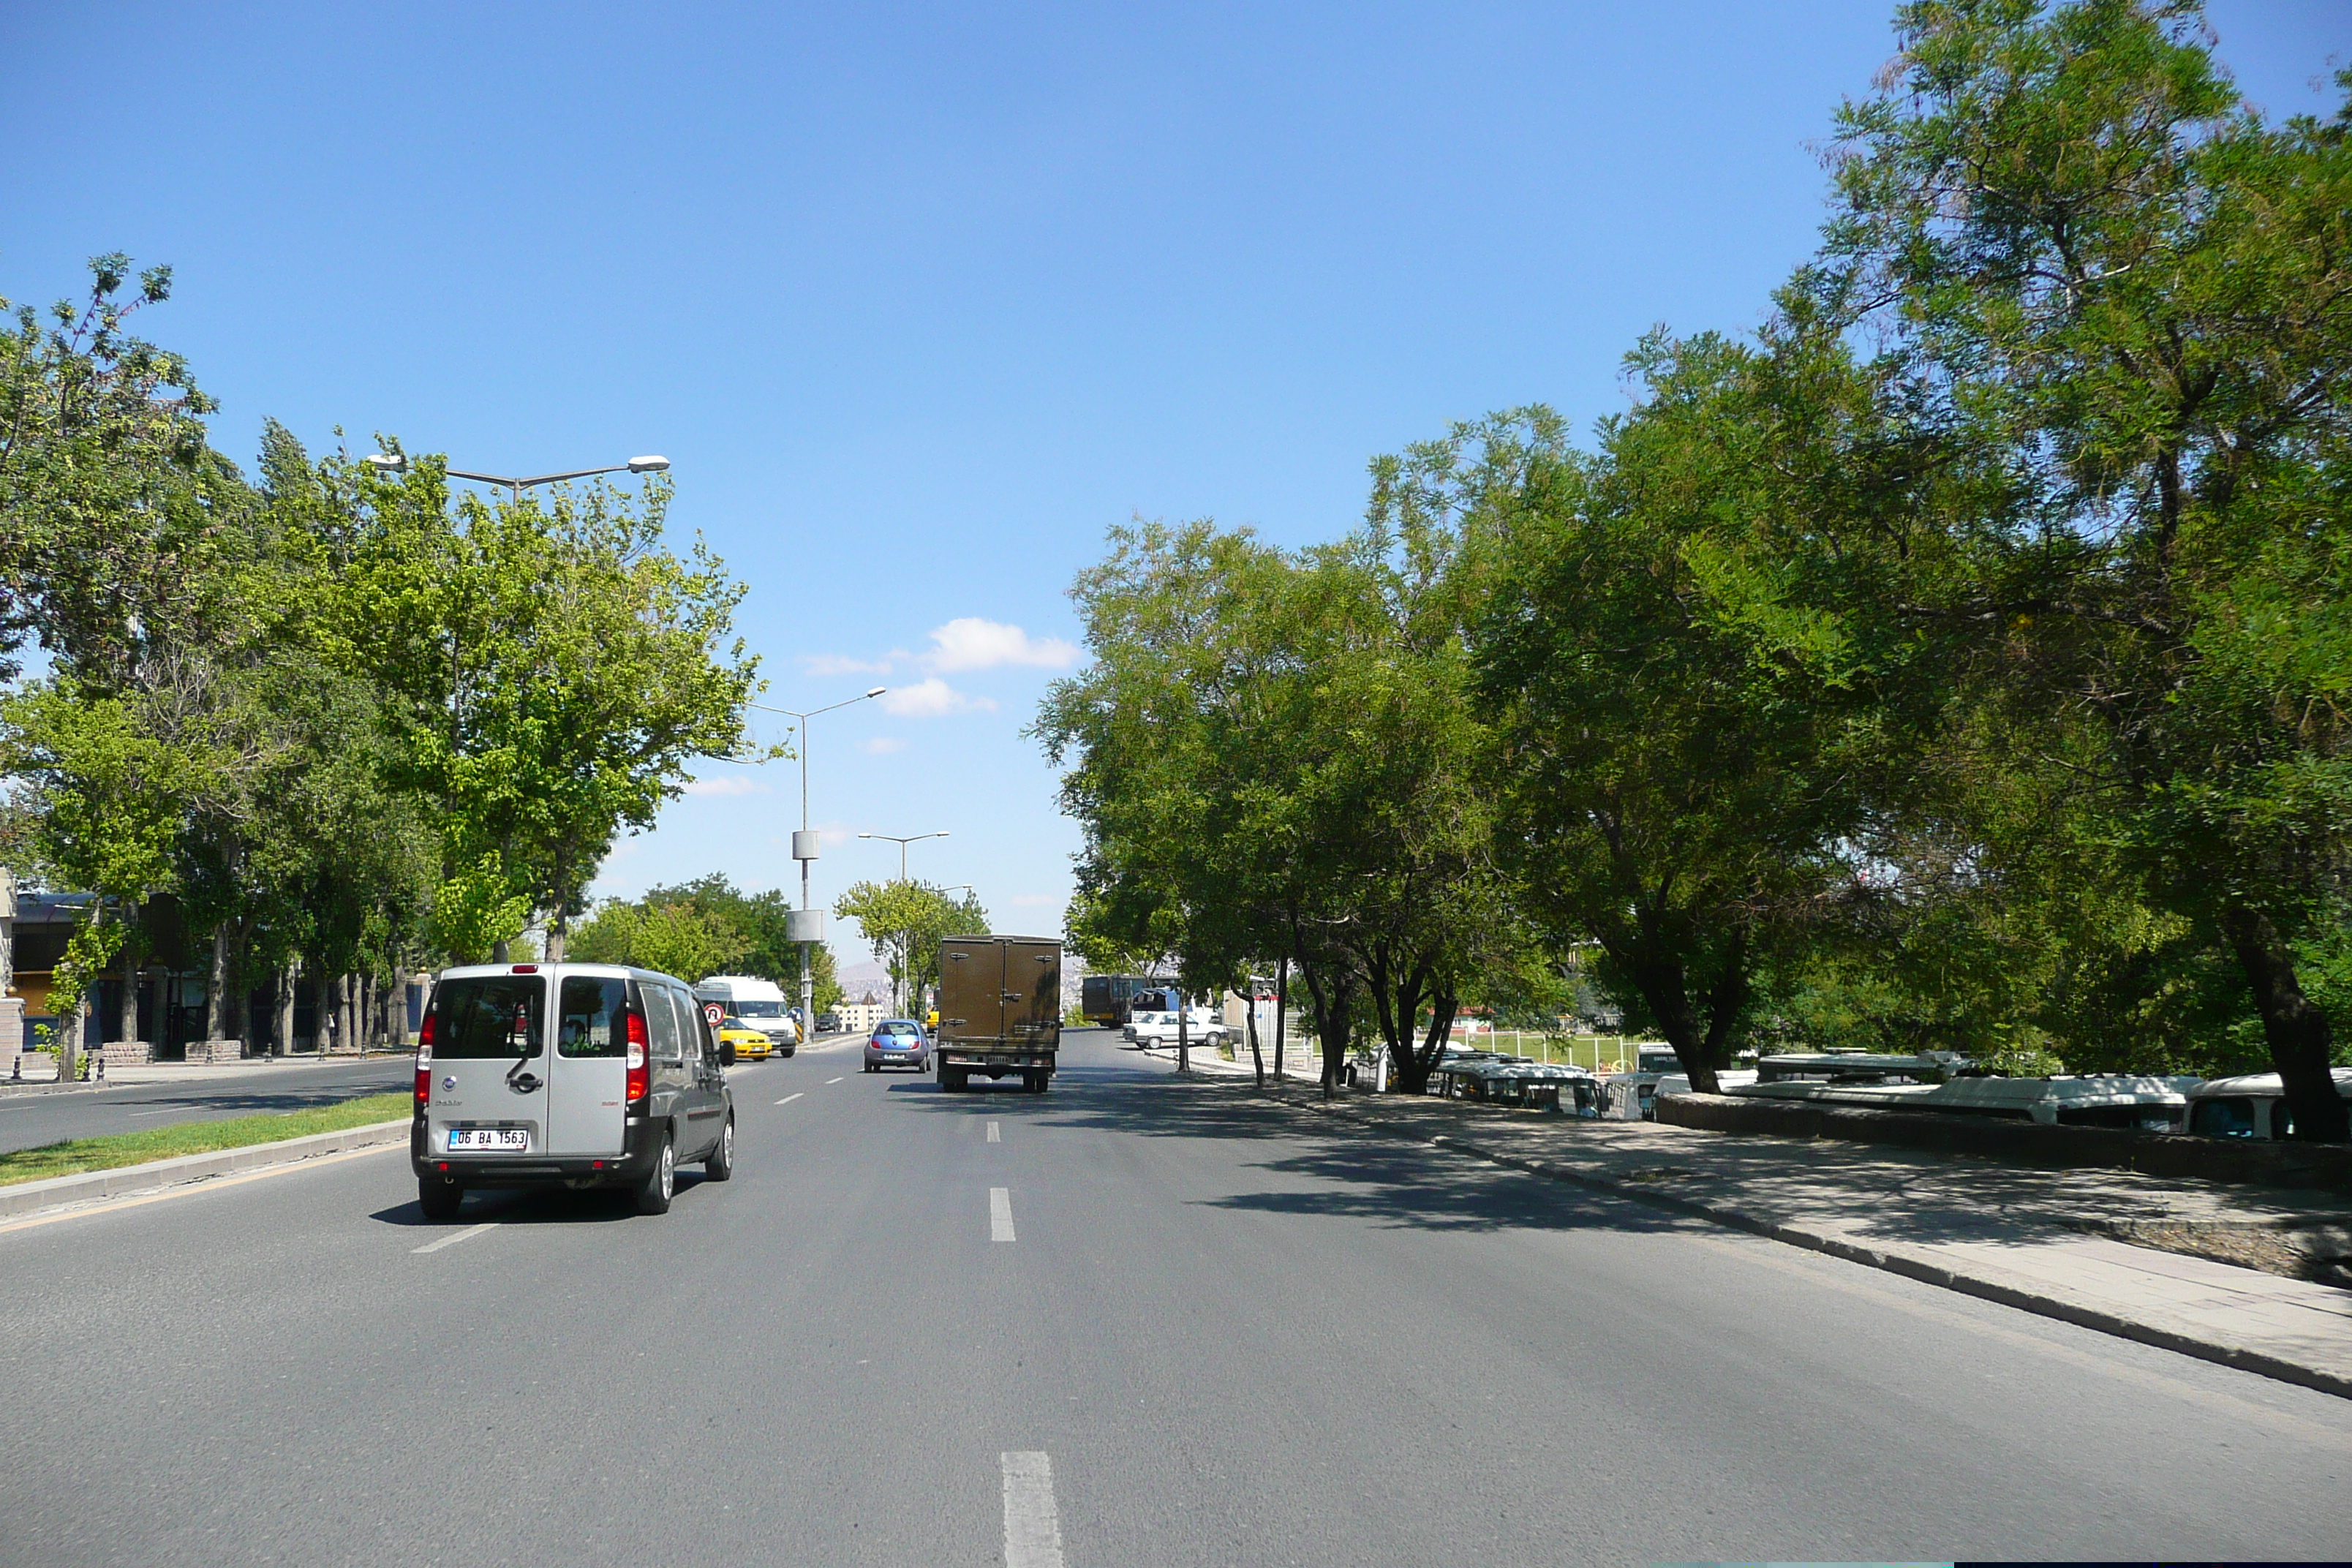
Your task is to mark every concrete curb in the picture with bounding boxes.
[0,1080,127,1099]
[0,1119,410,1221]
[1305,1098,2352,1403]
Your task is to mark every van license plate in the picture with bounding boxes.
[448,1128,529,1152]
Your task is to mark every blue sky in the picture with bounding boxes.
[4,1,2341,973]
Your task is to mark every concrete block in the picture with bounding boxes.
[100,1040,153,1066]
[184,1039,246,1065]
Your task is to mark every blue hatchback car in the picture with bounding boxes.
[863,1019,931,1073]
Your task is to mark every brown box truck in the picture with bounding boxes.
[935,934,1061,1093]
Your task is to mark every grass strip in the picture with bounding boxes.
[0,1093,411,1187]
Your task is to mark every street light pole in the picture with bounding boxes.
[857,831,949,884]
[747,689,886,1041]
[366,452,672,503]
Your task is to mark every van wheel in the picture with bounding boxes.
[704,1115,735,1181]
[636,1131,675,1215]
[418,1179,464,1222]
[1028,1072,1048,1093]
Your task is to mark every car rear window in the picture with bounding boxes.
[432,976,545,1058]
[880,1021,920,1037]
[558,976,630,1058]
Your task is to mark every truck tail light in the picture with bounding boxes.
[625,1009,649,1103]
[415,1012,435,1107]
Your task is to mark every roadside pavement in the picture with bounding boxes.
[1148,1044,2352,1398]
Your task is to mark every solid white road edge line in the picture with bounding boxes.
[411,1221,497,1255]
[0,1142,402,1237]
[987,1121,1000,1142]
[776,1093,804,1106]
[990,1186,1016,1243]
[1000,1451,1065,1568]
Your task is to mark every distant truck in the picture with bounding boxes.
[1079,973,1169,1028]
[936,935,1062,1093]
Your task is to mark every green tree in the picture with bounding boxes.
[641,874,840,1006]
[1809,0,2352,1135]
[568,898,748,980]
[834,880,987,1016]
[324,451,761,964]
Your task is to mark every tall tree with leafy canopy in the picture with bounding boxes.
[320,450,760,963]
[1805,0,2352,1136]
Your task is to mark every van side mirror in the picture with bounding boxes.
[720,1040,736,1066]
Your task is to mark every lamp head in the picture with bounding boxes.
[366,453,407,475]
[627,456,670,473]
[866,686,887,698]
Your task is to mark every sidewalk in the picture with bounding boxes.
[1158,1052,2352,1399]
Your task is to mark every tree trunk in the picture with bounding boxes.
[1273,957,1288,1083]
[53,998,80,1082]
[1245,981,1264,1088]
[1395,990,1459,1096]
[274,962,297,1058]
[313,965,334,1053]
[1297,957,1351,1097]
[546,908,568,965]
[205,923,231,1042]
[490,938,510,964]
[339,973,357,1055]
[2222,903,2349,1142]
[1177,988,1190,1074]
[118,921,140,1049]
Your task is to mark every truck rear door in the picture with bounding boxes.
[1003,941,1060,1047]
[939,938,1003,1044]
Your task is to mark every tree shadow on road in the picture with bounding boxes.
[900,1071,1697,1239]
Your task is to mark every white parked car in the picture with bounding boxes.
[1122,1006,1226,1049]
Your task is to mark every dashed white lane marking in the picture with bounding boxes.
[1000,1451,1065,1568]
[987,1121,1001,1143]
[412,1221,497,1255]
[776,1093,804,1106]
[825,1077,845,1085]
[990,1187,1016,1242]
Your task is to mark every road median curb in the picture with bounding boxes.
[0,1119,410,1222]
[1302,1096,2352,1403]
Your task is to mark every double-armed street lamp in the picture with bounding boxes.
[366,451,671,503]
[859,830,949,883]
[745,689,889,1038]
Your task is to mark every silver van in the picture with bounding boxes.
[410,963,737,1220]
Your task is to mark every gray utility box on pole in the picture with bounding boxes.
[785,909,824,942]
[935,935,1061,1094]
[792,830,821,861]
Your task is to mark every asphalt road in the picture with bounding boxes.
[2,1026,2348,1566]
[0,1058,413,1154]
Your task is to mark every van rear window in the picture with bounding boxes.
[559,976,630,1058]
[431,977,544,1058]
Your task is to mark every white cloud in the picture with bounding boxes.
[922,617,1082,674]
[879,678,996,717]
[679,776,771,796]
[1006,893,1063,908]
[861,736,908,754]
[800,652,893,677]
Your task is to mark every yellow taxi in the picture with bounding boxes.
[716,1015,772,1061]
[926,1007,939,1029]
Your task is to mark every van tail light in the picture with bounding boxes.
[625,1009,649,1103]
[415,1012,436,1108]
